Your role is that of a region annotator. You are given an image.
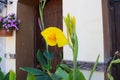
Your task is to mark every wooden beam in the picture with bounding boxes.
[18,0,38,6]
[16,3,35,80]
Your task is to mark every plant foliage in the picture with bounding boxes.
[0,57,16,80]
[20,0,100,80]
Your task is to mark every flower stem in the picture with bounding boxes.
[88,54,100,80]
[46,43,48,52]
[47,70,53,80]
[39,1,48,52]
[42,0,46,9]
[73,35,78,80]
[39,4,45,30]
[39,0,46,30]
[107,55,116,72]
[73,55,77,80]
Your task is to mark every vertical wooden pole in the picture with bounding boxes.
[16,1,37,80]
[34,0,63,72]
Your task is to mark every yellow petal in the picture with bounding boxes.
[56,30,68,47]
[41,27,57,46]
[41,27,68,47]
[72,16,76,27]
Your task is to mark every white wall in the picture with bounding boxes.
[0,0,18,73]
[0,38,6,73]
[63,0,104,79]
[5,0,18,73]
[63,0,104,63]
[0,0,104,78]
[0,1,9,73]
[82,70,104,80]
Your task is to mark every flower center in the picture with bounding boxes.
[48,33,56,42]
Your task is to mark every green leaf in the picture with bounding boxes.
[51,74,62,80]
[76,68,86,80]
[68,69,86,80]
[0,70,4,80]
[9,70,16,80]
[59,64,72,73]
[37,49,48,68]
[37,50,53,70]
[107,73,114,80]
[20,67,46,76]
[112,59,120,64]
[36,75,51,80]
[88,54,100,80]
[43,50,54,60]
[0,57,2,63]
[2,72,9,80]
[2,70,16,80]
[68,71,73,80]
[26,73,36,80]
[55,67,68,80]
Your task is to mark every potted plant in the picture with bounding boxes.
[20,0,99,80]
[0,13,20,37]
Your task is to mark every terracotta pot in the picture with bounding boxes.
[0,29,13,37]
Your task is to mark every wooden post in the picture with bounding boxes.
[16,0,38,80]
[16,0,62,80]
[34,0,63,72]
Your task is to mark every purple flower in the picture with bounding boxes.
[8,20,12,23]
[0,13,20,30]
[7,24,11,28]
[2,24,6,27]
[11,24,19,30]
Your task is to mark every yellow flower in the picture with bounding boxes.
[64,14,76,36]
[72,16,76,29]
[41,27,68,47]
